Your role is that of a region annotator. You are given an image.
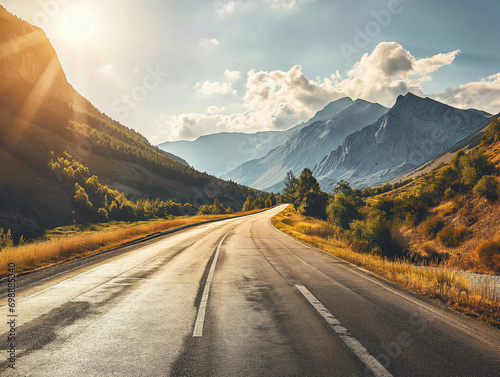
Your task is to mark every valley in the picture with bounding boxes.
[1,2,499,376]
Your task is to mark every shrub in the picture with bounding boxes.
[414,242,449,264]
[473,175,499,201]
[420,242,438,258]
[421,216,444,239]
[398,195,428,226]
[364,213,392,254]
[371,197,396,221]
[198,198,233,215]
[437,226,470,247]
[458,149,495,188]
[326,193,362,229]
[481,118,500,146]
[476,238,500,273]
[351,212,409,258]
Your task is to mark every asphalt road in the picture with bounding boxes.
[1,205,499,376]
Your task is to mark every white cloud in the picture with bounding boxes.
[207,105,226,114]
[414,51,461,76]
[243,65,338,128]
[224,69,241,82]
[194,80,237,96]
[215,1,240,18]
[265,0,312,11]
[98,63,114,78]
[157,42,499,141]
[157,111,248,140]
[160,65,336,140]
[433,73,500,114]
[332,42,460,106]
[214,0,310,19]
[199,38,220,49]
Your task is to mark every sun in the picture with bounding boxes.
[59,6,96,42]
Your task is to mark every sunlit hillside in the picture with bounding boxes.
[0,6,258,239]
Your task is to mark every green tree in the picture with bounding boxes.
[299,191,328,219]
[293,168,329,218]
[326,193,362,229]
[333,180,354,197]
[282,171,299,207]
[211,198,226,214]
[242,195,254,211]
[97,207,109,221]
[74,183,93,211]
[255,197,266,209]
[0,228,14,249]
[296,168,321,200]
[266,192,277,208]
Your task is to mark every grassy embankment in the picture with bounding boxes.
[272,206,500,327]
[0,209,263,277]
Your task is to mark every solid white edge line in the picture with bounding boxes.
[192,230,231,337]
[296,284,393,377]
[268,210,500,348]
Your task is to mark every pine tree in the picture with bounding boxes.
[0,228,14,249]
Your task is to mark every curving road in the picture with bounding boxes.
[1,205,499,376]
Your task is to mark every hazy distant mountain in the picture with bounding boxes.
[0,6,256,237]
[158,131,290,176]
[157,97,355,176]
[314,93,492,190]
[223,98,388,191]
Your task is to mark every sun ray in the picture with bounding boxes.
[5,55,64,150]
[0,30,46,59]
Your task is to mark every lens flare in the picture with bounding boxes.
[60,6,96,42]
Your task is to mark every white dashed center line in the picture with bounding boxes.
[296,284,393,377]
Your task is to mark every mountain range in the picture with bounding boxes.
[222,98,388,191]
[313,93,491,190]
[157,97,357,176]
[174,94,491,192]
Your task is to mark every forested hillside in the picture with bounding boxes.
[0,6,258,240]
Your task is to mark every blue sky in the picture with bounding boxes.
[2,0,500,143]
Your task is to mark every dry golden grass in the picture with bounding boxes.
[433,200,458,217]
[403,194,500,274]
[272,207,500,327]
[0,209,263,277]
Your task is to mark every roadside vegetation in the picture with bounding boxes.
[272,207,500,327]
[0,153,277,277]
[274,116,500,326]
